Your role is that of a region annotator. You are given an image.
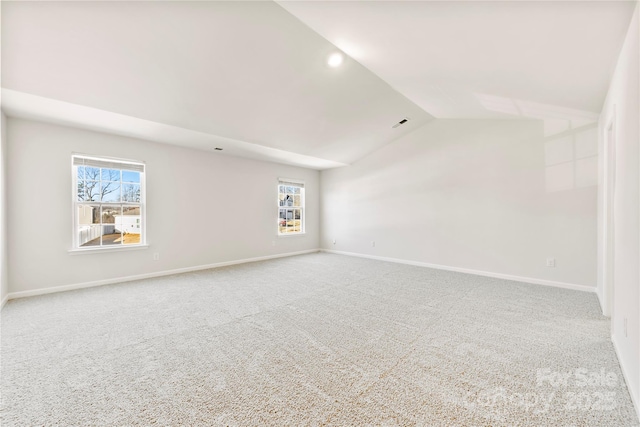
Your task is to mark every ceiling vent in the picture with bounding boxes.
[392,117,410,129]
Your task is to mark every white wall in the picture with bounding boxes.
[0,112,8,305]
[598,2,640,415]
[6,118,319,294]
[321,119,598,289]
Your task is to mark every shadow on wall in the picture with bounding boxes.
[476,93,598,193]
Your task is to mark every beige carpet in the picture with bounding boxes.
[1,253,638,426]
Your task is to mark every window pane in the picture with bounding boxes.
[101,205,122,224]
[293,187,300,194]
[122,170,140,183]
[123,206,140,216]
[102,225,121,246]
[82,181,100,201]
[77,181,84,201]
[122,183,140,202]
[84,167,100,181]
[121,206,141,245]
[281,210,288,233]
[77,166,85,181]
[101,168,121,182]
[101,182,121,202]
[79,224,102,247]
[283,209,293,233]
[77,204,100,225]
[278,210,285,233]
[293,209,300,232]
[123,233,141,245]
[293,195,301,207]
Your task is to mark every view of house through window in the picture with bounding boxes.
[278,180,304,234]
[73,155,145,248]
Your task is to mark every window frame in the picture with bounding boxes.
[70,153,147,252]
[277,178,305,236]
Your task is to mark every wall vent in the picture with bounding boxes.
[392,117,410,129]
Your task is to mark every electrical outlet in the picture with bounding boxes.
[153,253,160,261]
[624,317,628,338]
[371,241,376,247]
[546,258,555,267]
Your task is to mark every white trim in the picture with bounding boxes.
[612,335,640,421]
[72,152,146,168]
[601,107,617,318]
[321,249,595,293]
[278,177,305,185]
[68,244,149,255]
[0,293,8,310]
[5,249,319,301]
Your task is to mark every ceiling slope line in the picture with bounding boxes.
[1,89,349,171]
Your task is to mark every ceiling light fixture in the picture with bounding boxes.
[328,52,344,68]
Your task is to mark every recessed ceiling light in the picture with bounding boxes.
[328,53,344,68]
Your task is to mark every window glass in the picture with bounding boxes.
[73,156,145,249]
[278,180,304,235]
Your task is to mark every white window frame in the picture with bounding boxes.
[70,154,147,252]
[278,178,305,236]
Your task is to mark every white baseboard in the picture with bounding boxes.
[5,249,320,302]
[0,293,8,310]
[612,335,640,421]
[596,286,606,315]
[321,249,595,293]
[7,249,594,303]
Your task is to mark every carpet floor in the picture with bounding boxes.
[1,253,638,426]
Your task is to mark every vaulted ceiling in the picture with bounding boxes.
[2,1,636,169]
[279,0,635,120]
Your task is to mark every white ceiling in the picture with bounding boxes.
[2,1,636,169]
[1,1,432,168]
[278,0,636,119]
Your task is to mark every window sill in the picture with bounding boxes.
[278,232,306,238]
[68,244,149,255]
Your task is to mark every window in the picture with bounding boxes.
[278,179,304,234]
[72,155,145,249]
